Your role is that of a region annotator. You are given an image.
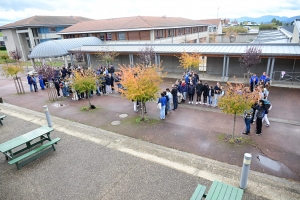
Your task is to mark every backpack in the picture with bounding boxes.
[263,99,271,110]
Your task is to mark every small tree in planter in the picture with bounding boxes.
[119,63,163,121]
[218,82,259,143]
[177,52,204,72]
[1,64,25,94]
[9,46,23,62]
[34,64,57,101]
[239,46,262,78]
[72,69,97,110]
[97,47,119,66]
[74,48,86,67]
[138,44,155,67]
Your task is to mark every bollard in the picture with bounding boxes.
[240,153,252,189]
[43,105,53,127]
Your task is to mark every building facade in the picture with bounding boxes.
[0,16,92,61]
[58,16,209,45]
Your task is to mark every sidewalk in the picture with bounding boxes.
[0,103,299,200]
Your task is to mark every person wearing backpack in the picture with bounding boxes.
[255,100,265,135]
[243,107,254,135]
[262,99,272,127]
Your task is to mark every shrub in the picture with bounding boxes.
[0,46,6,51]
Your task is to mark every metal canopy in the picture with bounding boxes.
[69,43,300,57]
[28,37,103,59]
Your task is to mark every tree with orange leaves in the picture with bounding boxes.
[218,82,259,142]
[119,64,163,120]
[177,52,204,71]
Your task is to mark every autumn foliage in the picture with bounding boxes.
[71,70,97,108]
[218,82,259,139]
[177,52,204,70]
[119,64,163,120]
[1,65,24,78]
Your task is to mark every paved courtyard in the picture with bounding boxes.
[0,71,300,199]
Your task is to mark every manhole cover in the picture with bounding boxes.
[54,104,67,107]
[111,121,121,125]
[119,114,128,118]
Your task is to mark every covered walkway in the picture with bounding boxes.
[28,37,103,67]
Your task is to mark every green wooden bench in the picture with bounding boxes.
[191,180,243,200]
[8,138,61,169]
[190,184,207,200]
[0,115,6,125]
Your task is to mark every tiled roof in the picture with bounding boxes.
[0,16,92,29]
[197,19,221,26]
[59,16,208,34]
[69,43,300,57]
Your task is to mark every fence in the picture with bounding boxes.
[272,71,300,83]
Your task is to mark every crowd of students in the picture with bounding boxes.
[157,71,272,136]
[27,64,123,100]
[28,66,272,135]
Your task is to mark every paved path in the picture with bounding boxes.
[0,104,299,200]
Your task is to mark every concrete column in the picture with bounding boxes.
[157,54,160,67]
[226,56,230,77]
[266,58,271,76]
[31,58,35,66]
[64,56,68,69]
[28,28,35,49]
[269,58,275,83]
[42,58,46,65]
[222,55,226,82]
[70,54,74,66]
[129,54,133,67]
[16,33,26,61]
[154,54,158,66]
[86,53,91,68]
[150,30,155,43]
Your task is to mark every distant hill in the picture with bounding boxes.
[235,15,300,23]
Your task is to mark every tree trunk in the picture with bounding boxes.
[140,102,145,121]
[232,113,236,139]
[87,91,91,108]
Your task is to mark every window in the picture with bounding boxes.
[32,28,38,37]
[168,29,174,37]
[25,33,29,37]
[88,33,93,37]
[177,28,184,35]
[81,33,88,37]
[186,28,190,34]
[106,33,112,40]
[49,27,56,33]
[155,30,164,39]
[118,32,126,40]
[100,33,105,41]
[27,40,31,48]
[193,27,197,33]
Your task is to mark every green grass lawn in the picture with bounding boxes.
[0,32,2,37]
[0,50,64,66]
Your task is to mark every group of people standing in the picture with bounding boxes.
[243,71,272,136]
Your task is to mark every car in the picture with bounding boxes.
[243,26,251,30]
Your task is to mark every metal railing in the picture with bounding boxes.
[272,71,300,83]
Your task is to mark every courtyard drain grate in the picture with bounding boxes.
[111,121,121,125]
[119,114,128,118]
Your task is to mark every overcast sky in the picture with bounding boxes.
[1,0,299,25]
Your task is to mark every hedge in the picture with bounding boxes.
[0,46,6,51]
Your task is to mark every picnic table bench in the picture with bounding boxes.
[0,115,6,125]
[191,180,244,200]
[0,126,61,169]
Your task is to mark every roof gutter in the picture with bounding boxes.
[58,24,208,35]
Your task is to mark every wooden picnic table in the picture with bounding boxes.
[0,126,61,169]
[190,180,243,200]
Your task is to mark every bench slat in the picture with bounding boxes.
[8,138,61,165]
[190,184,207,200]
